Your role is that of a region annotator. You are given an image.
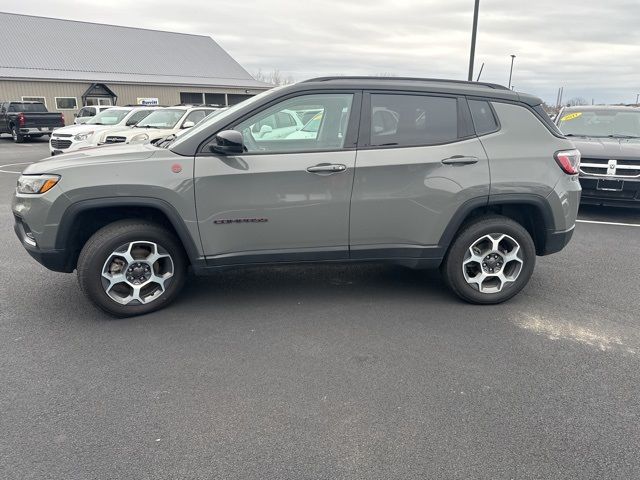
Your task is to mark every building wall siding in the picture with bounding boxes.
[0,80,266,124]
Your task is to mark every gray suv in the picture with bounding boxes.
[12,77,581,317]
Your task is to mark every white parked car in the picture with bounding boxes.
[248,108,305,140]
[49,106,160,156]
[73,105,112,125]
[102,106,217,145]
[286,108,351,140]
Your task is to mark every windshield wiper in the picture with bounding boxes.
[564,134,614,139]
[156,134,177,148]
[608,134,640,139]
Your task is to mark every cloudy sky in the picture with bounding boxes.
[4,0,640,104]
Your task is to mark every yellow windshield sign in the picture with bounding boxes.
[561,112,582,122]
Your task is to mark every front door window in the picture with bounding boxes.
[232,94,354,153]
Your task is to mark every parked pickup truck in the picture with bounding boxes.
[0,101,65,143]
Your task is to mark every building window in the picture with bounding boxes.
[86,98,113,106]
[22,96,47,107]
[55,97,78,110]
[204,93,225,106]
[227,94,253,106]
[180,92,204,105]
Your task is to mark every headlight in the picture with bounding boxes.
[73,131,94,141]
[130,133,149,144]
[17,174,61,194]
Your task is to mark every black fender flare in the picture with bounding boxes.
[55,197,202,264]
[438,193,555,249]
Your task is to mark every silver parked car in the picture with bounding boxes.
[13,77,581,317]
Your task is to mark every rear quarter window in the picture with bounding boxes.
[468,100,499,135]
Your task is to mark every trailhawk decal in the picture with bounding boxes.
[214,218,268,224]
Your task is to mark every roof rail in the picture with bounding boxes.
[301,76,510,90]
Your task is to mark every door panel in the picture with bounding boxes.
[195,151,356,260]
[350,138,489,256]
[195,91,360,263]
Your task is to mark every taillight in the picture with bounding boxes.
[554,149,581,175]
[18,113,25,127]
[60,113,65,124]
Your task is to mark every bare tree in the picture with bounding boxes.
[253,68,295,86]
[566,97,589,107]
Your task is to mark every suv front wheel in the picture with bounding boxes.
[77,220,187,317]
[442,215,536,304]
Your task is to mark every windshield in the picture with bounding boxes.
[87,109,130,125]
[136,109,185,129]
[170,87,280,149]
[10,102,47,113]
[557,109,640,138]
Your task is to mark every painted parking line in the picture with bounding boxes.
[0,162,33,174]
[576,219,640,228]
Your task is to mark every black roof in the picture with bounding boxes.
[298,76,543,107]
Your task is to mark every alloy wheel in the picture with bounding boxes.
[462,233,524,294]
[101,241,174,305]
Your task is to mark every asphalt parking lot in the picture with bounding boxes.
[1,137,639,479]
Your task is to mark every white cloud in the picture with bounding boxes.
[3,0,639,104]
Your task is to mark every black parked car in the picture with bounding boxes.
[0,101,65,143]
[556,105,640,207]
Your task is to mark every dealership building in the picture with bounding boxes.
[0,12,270,124]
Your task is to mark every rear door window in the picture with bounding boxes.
[369,94,458,147]
[468,100,499,135]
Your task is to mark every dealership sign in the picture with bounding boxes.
[137,98,159,106]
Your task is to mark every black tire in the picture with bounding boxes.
[442,215,536,304]
[77,220,187,317]
[11,125,24,143]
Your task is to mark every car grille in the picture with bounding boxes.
[580,157,640,178]
[50,138,72,149]
[104,136,127,144]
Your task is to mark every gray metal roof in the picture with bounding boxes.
[0,12,269,89]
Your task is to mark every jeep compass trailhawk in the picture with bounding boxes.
[13,77,581,317]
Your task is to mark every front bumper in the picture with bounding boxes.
[13,214,73,273]
[579,176,640,207]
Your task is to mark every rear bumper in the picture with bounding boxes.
[20,127,54,134]
[579,176,640,207]
[540,225,575,256]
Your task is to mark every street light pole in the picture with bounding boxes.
[508,54,516,89]
[467,0,480,81]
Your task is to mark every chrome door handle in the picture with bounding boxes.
[307,163,347,174]
[441,155,479,165]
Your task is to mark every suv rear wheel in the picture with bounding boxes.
[442,215,536,304]
[77,220,187,317]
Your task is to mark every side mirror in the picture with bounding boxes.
[209,130,244,155]
[73,113,78,118]
[182,120,195,129]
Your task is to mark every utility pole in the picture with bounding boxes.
[558,86,564,108]
[468,0,480,81]
[508,54,516,89]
